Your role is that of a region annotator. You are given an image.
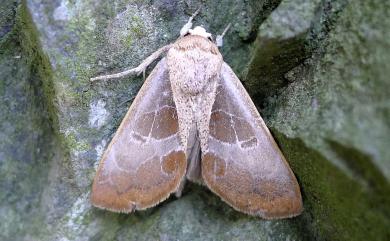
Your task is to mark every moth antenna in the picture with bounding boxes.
[180,7,201,37]
[188,7,201,23]
[90,44,173,82]
[216,23,232,47]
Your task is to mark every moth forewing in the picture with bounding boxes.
[91,59,187,212]
[201,63,303,219]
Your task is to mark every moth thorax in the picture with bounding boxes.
[180,76,210,95]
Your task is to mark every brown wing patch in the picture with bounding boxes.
[209,111,236,143]
[135,112,155,137]
[202,63,303,219]
[232,116,256,143]
[202,152,302,218]
[162,151,186,174]
[91,59,187,212]
[92,150,186,211]
[151,106,178,139]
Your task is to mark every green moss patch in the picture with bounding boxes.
[273,130,390,241]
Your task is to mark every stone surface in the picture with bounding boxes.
[0,0,389,240]
[244,0,322,101]
[262,0,390,240]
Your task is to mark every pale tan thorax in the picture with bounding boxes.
[166,35,223,151]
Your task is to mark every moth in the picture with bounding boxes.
[90,9,303,219]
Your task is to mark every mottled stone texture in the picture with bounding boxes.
[0,0,389,240]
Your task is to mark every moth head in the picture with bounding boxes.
[189,26,212,40]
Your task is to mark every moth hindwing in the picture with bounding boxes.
[91,26,302,219]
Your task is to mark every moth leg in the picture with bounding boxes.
[216,23,231,47]
[175,178,186,198]
[176,133,202,196]
[180,7,201,37]
[90,44,173,82]
[186,131,202,183]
